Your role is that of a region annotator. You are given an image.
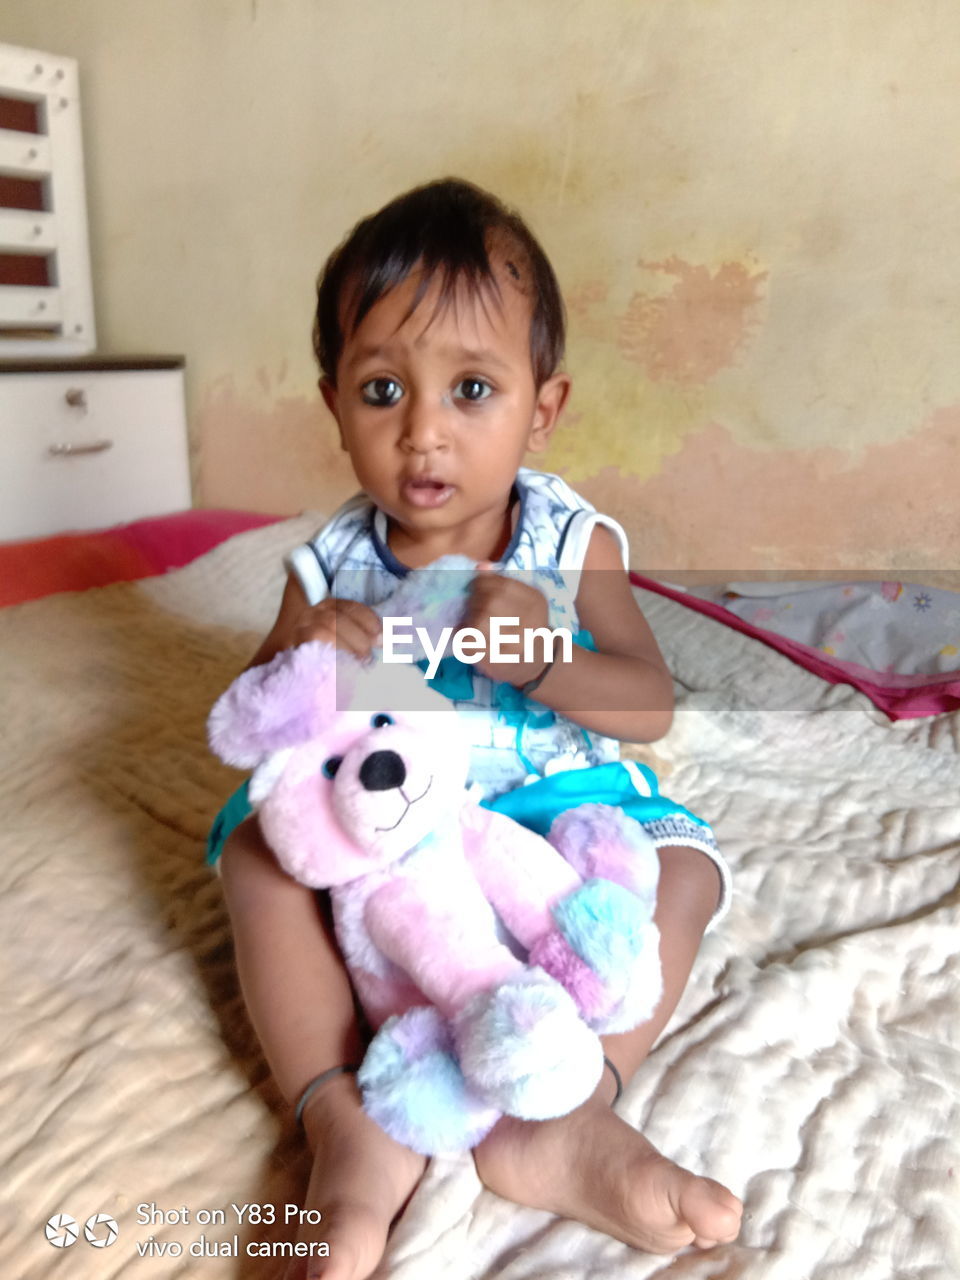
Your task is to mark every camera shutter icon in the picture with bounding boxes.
[45,1214,79,1247]
[84,1213,120,1247]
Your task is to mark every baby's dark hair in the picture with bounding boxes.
[313,178,566,387]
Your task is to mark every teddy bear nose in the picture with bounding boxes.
[359,749,407,791]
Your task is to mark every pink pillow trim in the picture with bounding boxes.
[629,572,960,721]
[108,508,285,573]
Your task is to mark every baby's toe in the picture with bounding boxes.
[679,1177,743,1249]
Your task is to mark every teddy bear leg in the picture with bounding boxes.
[532,804,665,1033]
[530,880,663,1033]
[359,1006,501,1155]
[453,970,604,1121]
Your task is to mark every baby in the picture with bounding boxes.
[210,177,743,1279]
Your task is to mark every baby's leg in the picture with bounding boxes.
[219,818,425,1280]
[474,844,743,1254]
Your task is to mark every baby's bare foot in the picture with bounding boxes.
[473,1096,742,1254]
[286,1076,427,1280]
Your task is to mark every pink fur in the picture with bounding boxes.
[548,803,660,905]
[208,642,356,767]
[529,931,611,1020]
[366,868,523,1019]
[461,804,580,946]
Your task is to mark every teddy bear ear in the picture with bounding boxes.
[208,640,354,768]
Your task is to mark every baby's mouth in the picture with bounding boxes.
[401,476,455,508]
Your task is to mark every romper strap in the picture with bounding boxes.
[557,510,630,574]
[285,543,331,607]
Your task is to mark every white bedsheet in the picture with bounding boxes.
[2,516,958,1279]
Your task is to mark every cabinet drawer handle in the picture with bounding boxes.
[48,439,114,456]
[65,388,87,409]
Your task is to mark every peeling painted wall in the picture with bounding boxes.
[5,0,959,570]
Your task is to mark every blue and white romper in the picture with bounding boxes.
[207,467,730,926]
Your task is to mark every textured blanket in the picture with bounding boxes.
[2,517,958,1279]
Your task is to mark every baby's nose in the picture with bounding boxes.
[401,394,448,452]
[359,749,407,791]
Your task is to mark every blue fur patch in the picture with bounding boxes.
[552,879,649,980]
[359,1023,495,1154]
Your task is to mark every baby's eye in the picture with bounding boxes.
[371,713,394,728]
[322,756,343,779]
[361,377,403,406]
[455,378,493,403]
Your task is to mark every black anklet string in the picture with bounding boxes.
[296,1058,620,1129]
[603,1056,623,1105]
[294,1065,359,1128]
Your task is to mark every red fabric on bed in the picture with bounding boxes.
[0,510,284,607]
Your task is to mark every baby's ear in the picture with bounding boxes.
[208,640,352,767]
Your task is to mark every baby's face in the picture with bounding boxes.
[323,261,569,562]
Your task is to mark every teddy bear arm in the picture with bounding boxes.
[461,805,582,950]
[364,876,523,1020]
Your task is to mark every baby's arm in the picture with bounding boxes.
[466,527,674,743]
[535,523,674,742]
[246,571,382,670]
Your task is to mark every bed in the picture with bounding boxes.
[3,513,958,1279]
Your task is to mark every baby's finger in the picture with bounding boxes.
[338,600,383,640]
[298,613,371,657]
[459,599,491,641]
[332,615,381,657]
[295,617,337,647]
[468,567,501,601]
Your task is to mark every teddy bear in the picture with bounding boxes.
[207,559,663,1155]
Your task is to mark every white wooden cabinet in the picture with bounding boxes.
[0,356,192,540]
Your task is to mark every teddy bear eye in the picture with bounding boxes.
[322,756,343,779]
[371,713,394,728]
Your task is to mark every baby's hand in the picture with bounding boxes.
[464,565,552,686]
[293,597,382,661]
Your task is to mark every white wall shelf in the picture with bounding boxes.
[0,42,96,358]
